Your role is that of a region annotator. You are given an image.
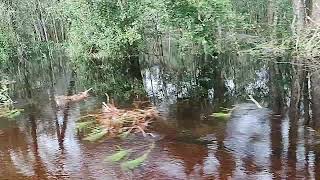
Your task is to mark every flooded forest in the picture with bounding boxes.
[1,0,320,179]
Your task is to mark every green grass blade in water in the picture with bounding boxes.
[105,149,132,163]
[210,112,230,119]
[83,130,107,142]
[121,153,149,170]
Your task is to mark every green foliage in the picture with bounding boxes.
[0,3,16,68]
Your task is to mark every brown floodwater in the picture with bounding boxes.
[1,77,320,180]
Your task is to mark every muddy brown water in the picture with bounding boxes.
[1,79,320,179]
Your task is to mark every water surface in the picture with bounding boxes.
[1,63,320,180]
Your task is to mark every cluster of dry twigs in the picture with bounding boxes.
[99,102,158,137]
[79,99,159,140]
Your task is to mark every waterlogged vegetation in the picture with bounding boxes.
[1,0,320,179]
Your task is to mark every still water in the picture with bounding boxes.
[1,63,320,180]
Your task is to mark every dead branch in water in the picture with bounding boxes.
[55,88,92,107]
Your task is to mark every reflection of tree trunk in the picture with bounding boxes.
[56,72,76,150]
[269,116,283,179]
[287,113,298,179]
[269,62,283,114]
[215,132,235,179]
[303,69,310,125]
[314,147,320,179]
[303,126,311,178]
[29,105,48,179]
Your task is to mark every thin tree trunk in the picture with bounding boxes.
[52,15,59,43]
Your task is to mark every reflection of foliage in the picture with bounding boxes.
[0,79,23,119]
[0,81,13,106]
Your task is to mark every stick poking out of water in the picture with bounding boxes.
[248,95,263,108]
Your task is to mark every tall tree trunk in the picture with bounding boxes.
[290,0,305,118]
[310,0,320,129]
[268,0,283,114]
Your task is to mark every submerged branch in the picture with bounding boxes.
[248,95,263,108]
